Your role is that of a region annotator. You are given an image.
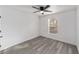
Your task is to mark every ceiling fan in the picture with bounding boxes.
[32,5,52,15]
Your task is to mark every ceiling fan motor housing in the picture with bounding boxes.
[40,7,44,11]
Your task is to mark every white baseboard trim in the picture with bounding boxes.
[0,35,39,51]
[41,35,76,46]
[76,46,79,53]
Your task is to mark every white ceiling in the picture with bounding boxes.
[11,5,77,16]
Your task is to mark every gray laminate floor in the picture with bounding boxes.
[0,36,78,54]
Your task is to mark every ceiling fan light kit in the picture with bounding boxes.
[40,11,44,14]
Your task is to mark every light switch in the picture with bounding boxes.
[0,30,1,33]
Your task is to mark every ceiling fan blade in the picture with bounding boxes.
[33,11,40,13]
[44,10,52,12]
[32,6,39,10]
[44,5,50,9]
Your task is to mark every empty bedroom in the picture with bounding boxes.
[0,5,79,54]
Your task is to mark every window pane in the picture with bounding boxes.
[48,19,58,34]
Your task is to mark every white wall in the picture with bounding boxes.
[40,9,76,45]
[0,6,39,50]
[77,6,79,52]
[0,6,77,51]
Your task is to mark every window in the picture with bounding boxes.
[48,18,58,34]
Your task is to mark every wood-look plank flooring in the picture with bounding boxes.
[0,36,78,54]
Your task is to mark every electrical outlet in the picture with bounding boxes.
[0,16,1,18]
[0,36,3,38]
